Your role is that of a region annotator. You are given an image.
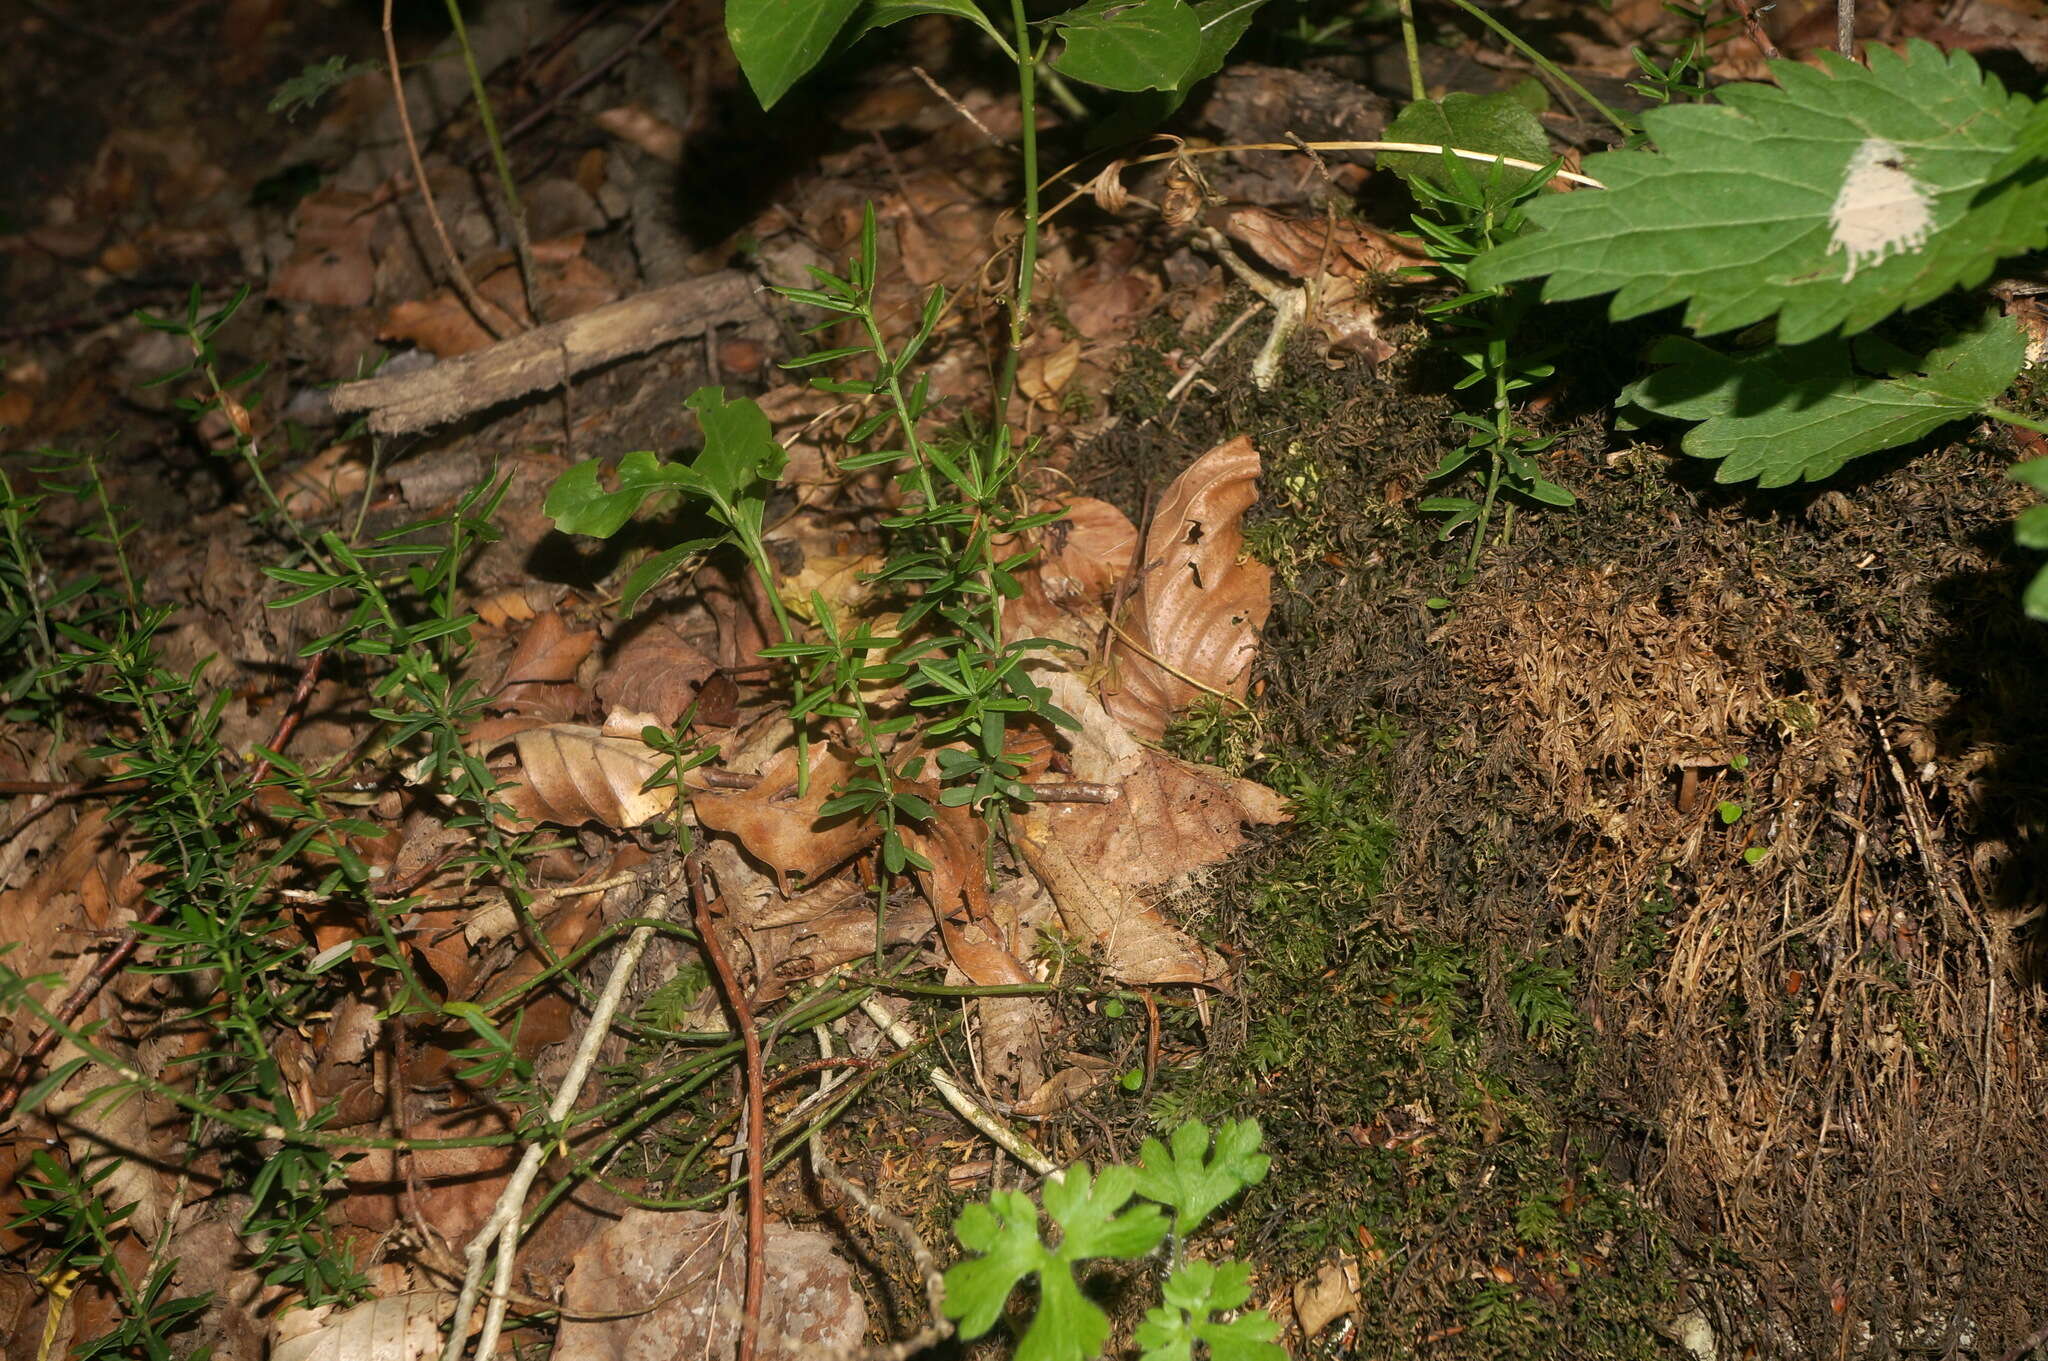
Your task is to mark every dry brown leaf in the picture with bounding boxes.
[594,620,720,726]
[271,187,379,308]
[493,610,596,722]
[595,105,683,163]
[1017,336,1083,408]
[1221,206,1426,282]
[1012,828,1225,985]
[556,1209,865,1361]
[1035,495,1138,604]
[1293,1256,1361,1338]
[499,725,673,829]
[1105,435,1271,743]
[381,243,619,357]
[689,744,877,893]
[1065,239,1163,340]
[271,1292,452,1361]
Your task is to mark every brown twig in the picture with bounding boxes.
[381,0,515,342]
[688,853,764,1361]
[1997,1314,2048,1361]
[1725,0,1780,60]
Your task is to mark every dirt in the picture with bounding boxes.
[3,2,2047,1360]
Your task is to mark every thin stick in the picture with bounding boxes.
[1725,0,1780,60]
[809,1026,953,1361]
[1836,0,1855,58]
[382,0,514,340]
[688,854,764,1361]
[441,0,542,325]
[440,872,667,1361]
[496,0,684,149]
[856,995,1053,1174]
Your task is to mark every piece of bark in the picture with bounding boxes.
[329,270,758,435]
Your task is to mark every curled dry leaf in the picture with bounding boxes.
[1035,495,1138,603]
[271,1292,452,1361]
[902,798,1034,987]
[556,1209,865,1361]
[498,724,674,829]
[1105,435,1272,743]
[594,619,720,726]
[689,744,877,894]
[494,610,597,721]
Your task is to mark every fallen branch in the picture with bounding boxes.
[330,271,759,436]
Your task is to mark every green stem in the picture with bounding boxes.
[1439,0,1631,135]
[1397,0,1427,102]
[1986,405,2048,438]
[441,0,540,323]
[733,528,813,795]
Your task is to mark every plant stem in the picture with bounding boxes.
[1397,0,1426,102]
[1439,0,1631,135]
[441,0,541,323]
[1986,405,2048,438]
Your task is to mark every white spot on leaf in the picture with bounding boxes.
[1828,137,1933,281]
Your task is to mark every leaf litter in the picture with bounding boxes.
[5,1,2048,1359]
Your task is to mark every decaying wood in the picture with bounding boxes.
[329,270,759,435]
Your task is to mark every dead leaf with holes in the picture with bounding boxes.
[555,1209,865,1361]
[270,187,381,308]
[497,724,674,829]
[1104,435,1271,743]
[689,744,876,894]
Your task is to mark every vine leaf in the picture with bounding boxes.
[1382,90,1551,206]
[942,1166,1169,1361]
[1132,1117,1269,1235]
[544,387,784,541]
[1621,309,2026,487]
[1134,1259,1288,1361]
[1470,41,2048,343]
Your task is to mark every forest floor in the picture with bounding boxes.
[2,2,2046,1359]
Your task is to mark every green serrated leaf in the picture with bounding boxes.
[1135,1260,1286,1361]
[943,1190,1046,1338]
[1382,91,1552,205]
[1049,0,1200,92]
[1133,1118,1269,1235]
[943,1165,1169,1361]
[727,0,864,108]
[1622,309,2026,487]
[1471,40,2048,343]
